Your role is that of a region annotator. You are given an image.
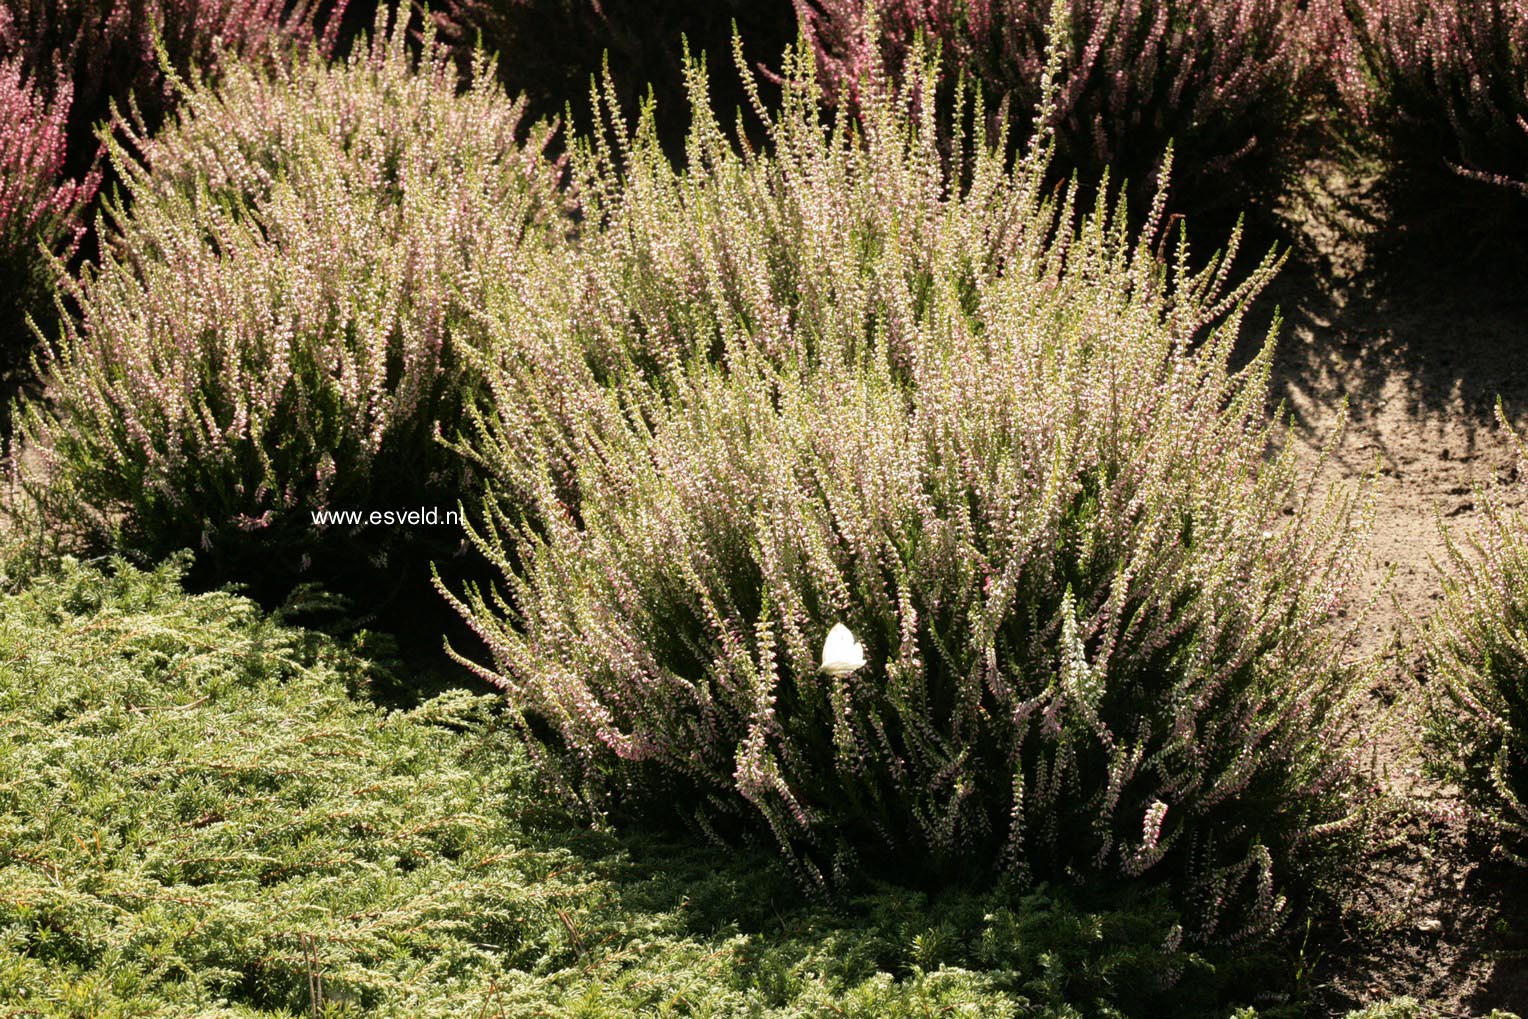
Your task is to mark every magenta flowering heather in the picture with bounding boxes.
[796,0,1322,217]
[0,62,94,252]
[0,58,98,368]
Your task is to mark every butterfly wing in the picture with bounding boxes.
[821,623,866,676]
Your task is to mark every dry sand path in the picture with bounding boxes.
[1241,179,1528,1013]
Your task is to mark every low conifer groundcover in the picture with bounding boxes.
[0,554,1240,1017]
[0,555,1456,1017]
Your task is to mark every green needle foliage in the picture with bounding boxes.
[0,553,1278,1017]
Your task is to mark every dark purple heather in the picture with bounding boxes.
[1345,0,1528,194]
[794,0,1324,216]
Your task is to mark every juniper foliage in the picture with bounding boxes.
[0,554,1251,1017]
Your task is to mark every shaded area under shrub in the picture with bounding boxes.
[432,0,801,158]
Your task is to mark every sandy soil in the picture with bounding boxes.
[1246,167,1528,1016]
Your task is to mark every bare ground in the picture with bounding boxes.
[1249,166,1528,1016]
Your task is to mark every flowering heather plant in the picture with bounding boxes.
[1345,0,1528,195]
[447,40,1377,945]
[796,0,1321,218]
[0,62,95,264]
[1423,408,1528,862]
[0,58,98,371]
[0,0,347,158]
[12,8,560,597]
[0,0,344,387]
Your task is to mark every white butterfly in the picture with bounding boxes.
[819,623,867,678]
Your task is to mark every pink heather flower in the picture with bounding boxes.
[0,58,97,265]
[440,26,1374,946]
[1345,0,1528,192]
[797,0,1321,214]
[13,5,560,594]
[0,0,348,131]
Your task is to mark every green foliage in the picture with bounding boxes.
[1339,1000,1425,1019]
[0,499,51,595]
[10,6,560,602]
[0,554,1253,1017]
[1423,409,1528,864]
[449,31,1377,946]
[1234,1000,1523,1019]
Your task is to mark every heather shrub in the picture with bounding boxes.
[0,59,98,382]
[432,0,800,156]
[11,8,560,599]
[448,40,1376,946]
[0,493,48,594]
[796,0,1322,218]
[0,0,347,177]
[1345,0,1528,196]
[1423,410,1528,863]
[0,0,343,405]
